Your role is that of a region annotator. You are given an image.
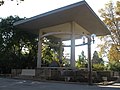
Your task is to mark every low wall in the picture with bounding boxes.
[11,68,119,82]
[11,69,22,77]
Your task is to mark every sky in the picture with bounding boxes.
[0,0,118,18]
[0,0,118,60]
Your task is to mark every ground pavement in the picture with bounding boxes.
[0,78,120,90]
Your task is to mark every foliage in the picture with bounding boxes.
[62,58,70,67]
[92,51,105,71]
[98,1,120,72]
[108,44,120,63]
[92,51,104,64]
[92,64,105,71]
[42,36,63,66]
[76,51,87,68]
[98,1,120,61]
[0,0,24,6]
[109,61,120,71]
[0,16,65,72]
[0,16,38,73]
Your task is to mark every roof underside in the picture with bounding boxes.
[14,1,110,36]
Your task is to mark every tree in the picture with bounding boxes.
[0,16,38,73]
[107,44,120,72]
[0,16,65,72]
[92,51,105,71]
[0,0,24,6]
[98,1,120,61]
[76,51,87,68]
[92,51,104,64]
[109,61,120,71]
[108,44,120,63]
[42,36,63,66]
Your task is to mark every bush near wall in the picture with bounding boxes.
[92,64,105,71]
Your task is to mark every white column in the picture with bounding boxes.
[70,22,75,68]
[37,30,42,68]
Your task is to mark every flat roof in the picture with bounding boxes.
[14,1,110,36]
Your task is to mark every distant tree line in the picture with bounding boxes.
[76,51,105,71]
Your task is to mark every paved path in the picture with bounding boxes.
[0,78,120,90]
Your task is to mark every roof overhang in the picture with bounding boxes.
[14,1,110,36]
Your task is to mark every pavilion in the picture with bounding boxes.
[14,1,110,69]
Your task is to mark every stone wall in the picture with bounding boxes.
[11,68,119,83]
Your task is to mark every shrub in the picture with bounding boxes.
[93,64,105,71]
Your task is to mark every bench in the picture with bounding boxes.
[20,69,35,78]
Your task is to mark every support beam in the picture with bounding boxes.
[70,22,75,68]
[63,42,89,47]
[87,36,92,85]
[37,30,42,68]
[59,39,63,66]
[41,32,72,39]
